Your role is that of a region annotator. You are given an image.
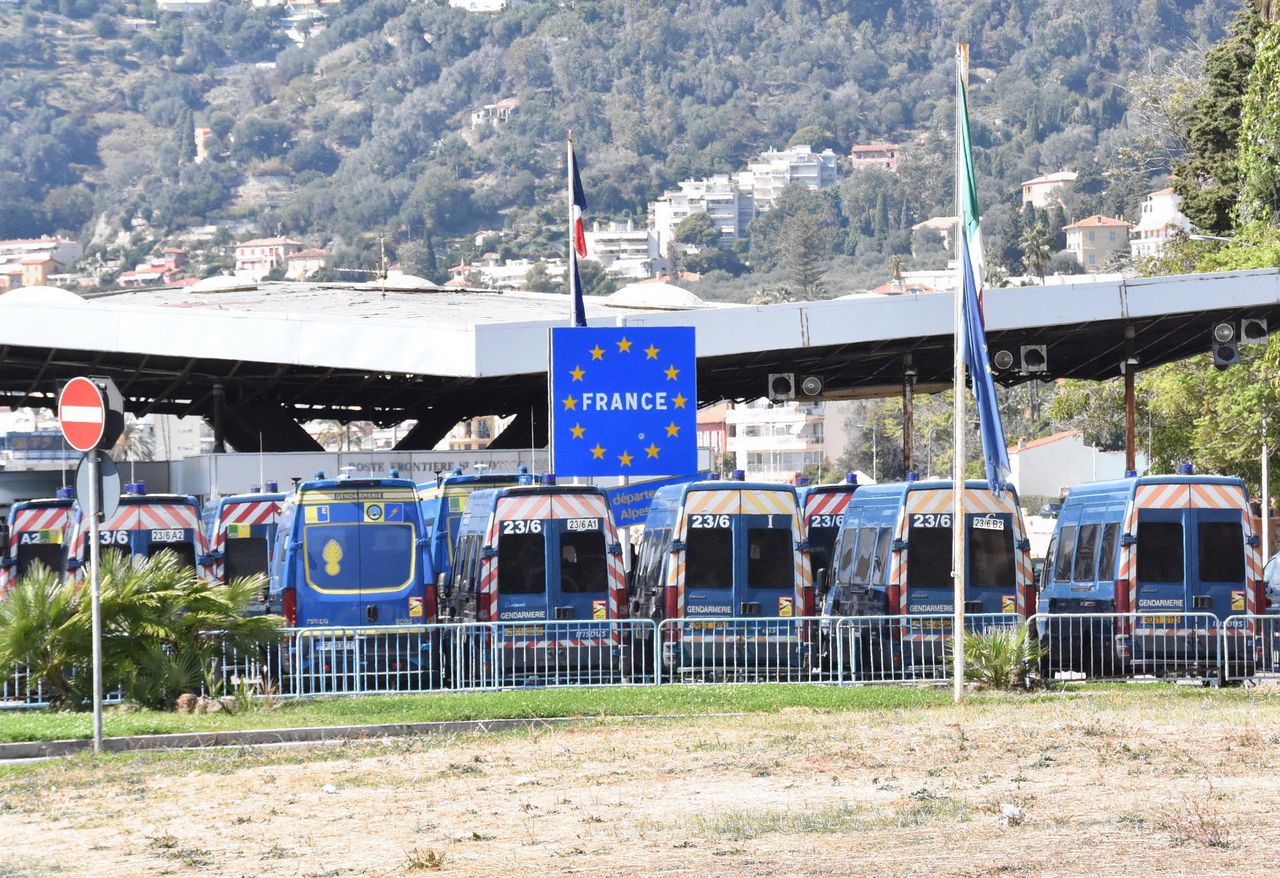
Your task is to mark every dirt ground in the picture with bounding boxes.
[2,690,1280,877]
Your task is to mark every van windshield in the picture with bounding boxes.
[498,531,545,595]
[969,519,1014,588]
[686,526,732,589]
[907,521,952,590]
[560,530,606,594]
[16,543,63,577]
[747,528,792,590]
[1198,522,1244,583]
[225,537,269,580]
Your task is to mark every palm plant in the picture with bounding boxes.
[958,626,1046,690]
[1019,223,1053,283]
[0,552,281,710]
[0,563,89,706]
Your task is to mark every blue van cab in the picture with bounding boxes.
[1038,473,1264,675]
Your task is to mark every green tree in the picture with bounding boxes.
[1173,8,1263,234]
[1237,20,1280,224]
[673,212,721,249]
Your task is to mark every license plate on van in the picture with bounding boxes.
[314,641,355,652]
[566,518,599,531]
[505,625,544,636]
[151,529,185,543]
[1140,615,1181,625]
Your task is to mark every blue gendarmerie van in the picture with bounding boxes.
[820,478,1034,679]
[1038,472,1265,677]
[269,476,436,690]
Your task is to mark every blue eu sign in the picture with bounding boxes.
[550,326,696,477]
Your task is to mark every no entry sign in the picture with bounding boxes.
[58,376,124,452]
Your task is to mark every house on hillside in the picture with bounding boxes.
[849,143,900,171]
[234,237,304,281]
[1021,170,1077,209]
[285,248,327,280]
[1130,188,1191,260]
[1064,215,1132,270]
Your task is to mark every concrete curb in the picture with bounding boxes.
[0,715,606,760]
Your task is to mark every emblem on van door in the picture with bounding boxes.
[322,539,343,575]
[593,600,607,619]
[409,597,424,618]
[1232,590,1245,612]
[778,596,794,617]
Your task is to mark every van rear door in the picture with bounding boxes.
[737,492,799,619]
[966,510,1017,614]
[493,494,552,622]
[549,495,610,622]
[1134,505,1188,618]
[1190,507,1247,619]
[682,490,737,618]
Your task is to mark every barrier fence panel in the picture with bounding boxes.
[828,613,1022,684]
[459,620,659,689]
[1220,615,1279,682]
[657,616,818,684]
[1031,612,1225,682]
[0,662,48,708]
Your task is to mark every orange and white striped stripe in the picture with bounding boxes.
[211,499,282,581]
[805,490,853,520]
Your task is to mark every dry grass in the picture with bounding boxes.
[0,687,1278,876]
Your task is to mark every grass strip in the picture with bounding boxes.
[0,683,951,743]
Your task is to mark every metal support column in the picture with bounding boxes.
[902,355,916,475]
[1124,326,1136,474]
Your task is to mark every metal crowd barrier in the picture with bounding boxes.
[10,613,1280,707]
[1219,614,1280,682]
[656,615,820,684]
[826,613,1022,684]
[215,620,661,697]
[1031,612,1226,682]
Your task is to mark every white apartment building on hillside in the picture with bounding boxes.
[743,145,839,212]
[583,221,657,279]
[651,176,754,258]
[726,399,826,483]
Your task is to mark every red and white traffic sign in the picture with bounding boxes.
[58,376,123,452]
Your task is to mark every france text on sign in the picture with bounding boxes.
[550,327,696,477]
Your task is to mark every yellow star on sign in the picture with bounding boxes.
[589,345,605,361]
[570,365,585,382]
[672,393,688,408]
[645,443,660,459]
[570,423,585,439]
[665,421,680,437]
[562,395,578,410]
[618,450,634,467]
[590,444,606,459]
[617,337,632,353]
[644,344,659,360]
[664,364,680,380]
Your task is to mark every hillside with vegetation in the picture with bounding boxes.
[0,0,1240,292]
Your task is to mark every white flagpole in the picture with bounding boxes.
[952,43,968,704]
[567,132,576,325]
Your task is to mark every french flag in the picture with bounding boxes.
[569,137,588,327]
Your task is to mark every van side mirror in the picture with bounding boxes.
[814,568,828,595]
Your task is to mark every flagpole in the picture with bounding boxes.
[567,131,576,327]
[951,44,968,705]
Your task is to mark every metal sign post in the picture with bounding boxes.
[59,376,124,755]
[87,451,103,752]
